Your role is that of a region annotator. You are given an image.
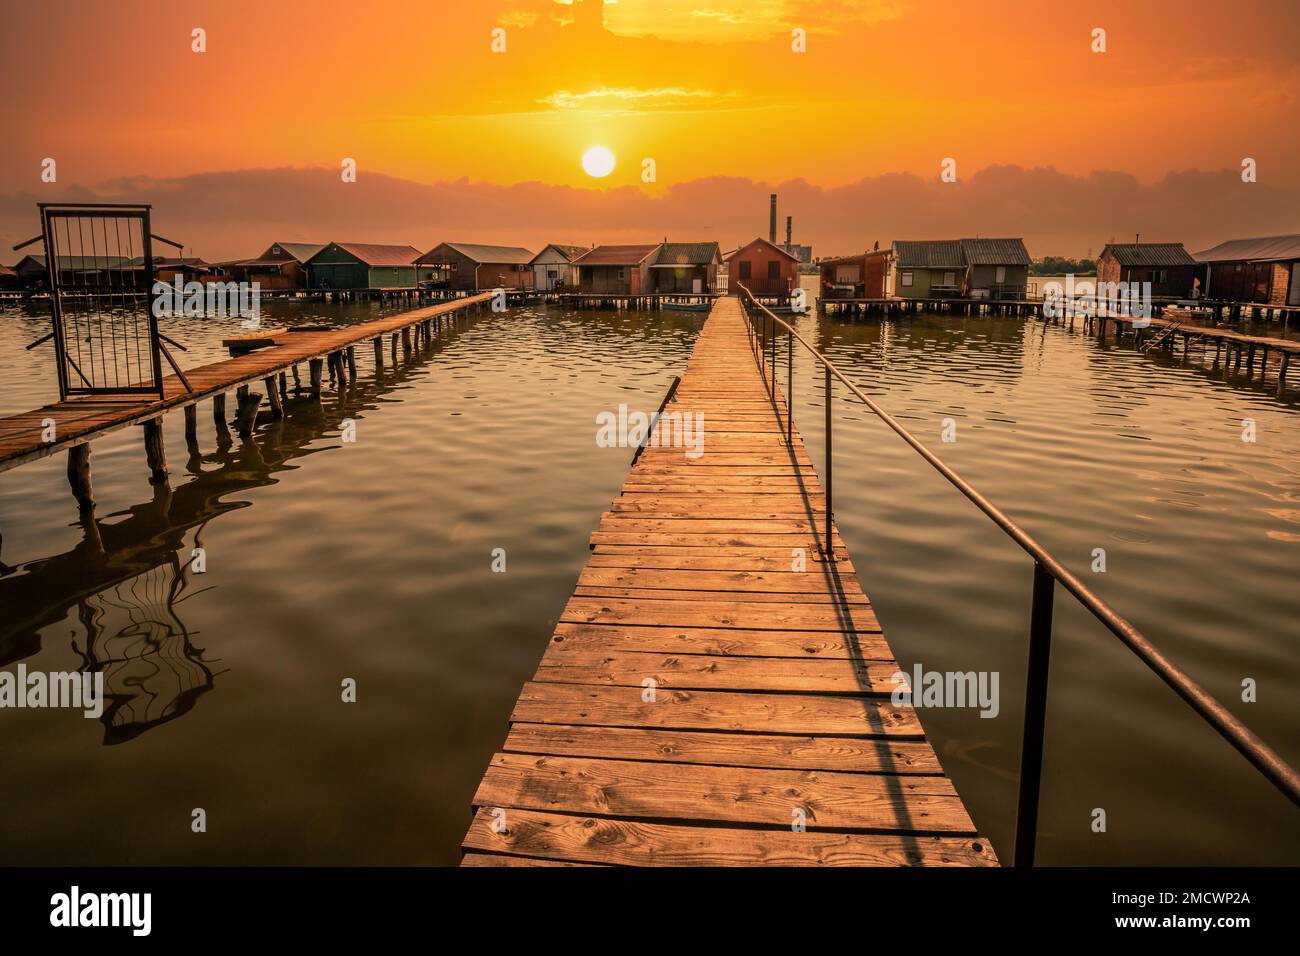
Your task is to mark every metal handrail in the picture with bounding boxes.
[734,283,1300,866]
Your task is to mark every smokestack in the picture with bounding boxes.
[769,194,777,244]
[785,216,793,250]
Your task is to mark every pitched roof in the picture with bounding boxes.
[311,242,422,266]
[652,242,721,267]
[959,238,1031,266]
[260,242,326,263]
[0,266,16,277]
[1101,242,1196,267]
[437,242,534,264]
[530,243,589,264]
[892,240,965,269]
[573,244,661,266]
[722,238,799,262]
[1193,234,1300,263]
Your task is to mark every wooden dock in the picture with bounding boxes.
[0,292,494,501]
[461,297,995,867]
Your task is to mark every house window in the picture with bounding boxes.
[618,268,626,281]
[995,266,1006,283]
[942,271,956,287]
[901,271,913,287]
[767,260,780,279]
[739,261,752,279]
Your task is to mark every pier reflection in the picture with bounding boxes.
[0,320,469,742]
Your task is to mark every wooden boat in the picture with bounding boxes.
[661,301,710,313]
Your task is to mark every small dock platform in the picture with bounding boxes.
[462,297,995,867]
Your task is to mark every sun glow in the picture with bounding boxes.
[581,145,616,178]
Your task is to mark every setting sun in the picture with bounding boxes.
[581,145,615,178]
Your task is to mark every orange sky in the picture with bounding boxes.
[2,0,1298,258]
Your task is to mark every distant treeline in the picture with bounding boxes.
[1031,256,1096,275]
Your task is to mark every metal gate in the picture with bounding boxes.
[38,202,164,400]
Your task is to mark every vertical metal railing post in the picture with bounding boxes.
[786,330,793,443]
[824,365,832,557]
[1014,561,1056,867]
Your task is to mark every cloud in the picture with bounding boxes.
[2,164,1295,263]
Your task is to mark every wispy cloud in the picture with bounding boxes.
[538,86,744,112]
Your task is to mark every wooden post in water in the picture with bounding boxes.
[347,346,357,378]
[309,358,324,397]
[292,364,302,393]
[235,391,262,437]
[212,392,227,427]
[184,404,198,445]
[264,376,284,418]
[67,444,93,512]
[373,336,383,367]
[143,418,168,482]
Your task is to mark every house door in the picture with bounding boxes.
[692,276,703,294]
[40,203,166,400]
[1289,263,1300,306]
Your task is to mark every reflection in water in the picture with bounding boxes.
[0,315,480,743]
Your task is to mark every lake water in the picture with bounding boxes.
[0,283,1296,865]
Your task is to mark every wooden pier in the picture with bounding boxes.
[461,297,995,867]
[0,292,495,505]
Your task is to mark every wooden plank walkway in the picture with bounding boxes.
[462,296,996,867]
[0,291,494,474]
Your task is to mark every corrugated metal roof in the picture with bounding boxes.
[315,242,422,267]
[1101,243,1196,267]
[960,238,1030,266]
[892,240,965,269]
[443,242,535,264]
[652,242,721,267]
[1193,234,1300,263]
[573,244,661,266]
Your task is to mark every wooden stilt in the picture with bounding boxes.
[374,336,383,366]
[184,404,198,445]
[309,358,324,397]
[265,376,284,418]
[212,392,227,427]
[235,391,263,437]
[143,417,168,482]
[66,444,93,512]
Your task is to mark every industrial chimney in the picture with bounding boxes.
[769,194,777,245]
[785,216,793,251]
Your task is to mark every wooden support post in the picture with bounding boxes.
[292,364,302,392]
[390,333,398,362]
[279,372,288,401]
[265,376,284,418]
[66,444,94,512]
[402,326,412,354]
[1280,352,1290,385]
[373,336,383,366]
[184,404,198,445]
[143,417,168,482]
[309,358,324,397]
[235,391,263,437]
[212,392,227,427]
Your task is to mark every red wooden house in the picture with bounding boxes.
[725,238,799,297]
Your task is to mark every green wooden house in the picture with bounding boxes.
[304,242,427,290]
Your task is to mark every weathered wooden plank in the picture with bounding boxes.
[559,596,878,632]
[510,681,922,736]
[472,753,974,832]
[463,808,997,867]
[548,622,889,659]
[502,723,944,773]
[535,647,897,694]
